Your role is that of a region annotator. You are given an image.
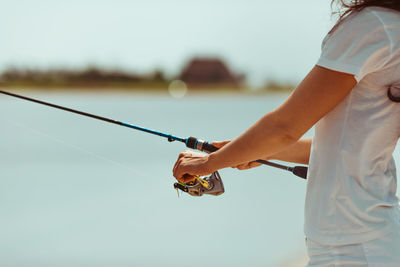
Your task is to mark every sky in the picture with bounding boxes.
[1,0,334,86]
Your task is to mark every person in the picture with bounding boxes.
[173,1,400,266]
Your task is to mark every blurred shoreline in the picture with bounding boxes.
[0,86,294,96]
[0,59,296,94]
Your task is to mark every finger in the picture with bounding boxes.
[173,159,179,175]
[234,161,262,170]
[212,140,230,149]
[173,157,181,175]
[173,151,192,174]
[233,163,246,169]
[248,162,262,168]
[173,158,185,178]
[181,174,196,183]
[174,160,193,182]
[177,150,192,160]
[236,164,251,170]
[175,168,190,183]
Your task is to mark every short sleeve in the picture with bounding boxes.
[317,10,392,82]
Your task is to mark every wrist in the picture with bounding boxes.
[206,152,224,172]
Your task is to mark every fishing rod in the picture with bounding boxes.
[0,90,308,180]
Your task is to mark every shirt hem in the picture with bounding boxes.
[316,57,362,82]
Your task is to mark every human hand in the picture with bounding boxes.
[213,140,262,170]
[172,150,214,183]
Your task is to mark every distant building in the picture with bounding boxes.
[179,58,243,87]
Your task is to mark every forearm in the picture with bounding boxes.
[266,138,312,165]
[208,111,300,170]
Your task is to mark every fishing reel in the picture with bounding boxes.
[173,171,225,197]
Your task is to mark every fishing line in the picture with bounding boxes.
[0,90,308,179]
[0,117,150,179]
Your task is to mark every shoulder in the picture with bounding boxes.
[318,7,400,81]
[333,7,395,35]
[346,6,400,24]
[333,7,400,37]
[364,6,400,23]
[323,7,399,51]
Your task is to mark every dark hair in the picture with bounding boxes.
[332,0,400,24]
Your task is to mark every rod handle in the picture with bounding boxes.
[186,136,218,153]
[202,142,219,153]
[292,166,308,179]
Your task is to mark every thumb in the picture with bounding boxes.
[212,140,230,149]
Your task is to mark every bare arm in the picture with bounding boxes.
[173,66,356,182]
[267,138,312,164]
[213,138,311,170]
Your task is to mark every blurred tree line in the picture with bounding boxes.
[0,62,295,92]
[0,67,168,89]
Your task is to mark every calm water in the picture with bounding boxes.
[1,91,398,267]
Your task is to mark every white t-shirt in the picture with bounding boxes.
[305,6,400,246]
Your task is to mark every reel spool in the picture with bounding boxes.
[173,171,225,197]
